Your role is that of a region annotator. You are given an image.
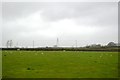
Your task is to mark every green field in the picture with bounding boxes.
[2,51,118,78]
[0,51,2,79]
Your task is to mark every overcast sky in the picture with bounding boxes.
[0,2,2,47]
[2,2,118,47]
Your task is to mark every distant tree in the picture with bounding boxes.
[107,42,117,47]
[118,43,120,46]
[85,45,90,48]
[115,43,120,46]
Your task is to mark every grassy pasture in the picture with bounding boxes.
[2,51,118,78]
[0,51,2,79]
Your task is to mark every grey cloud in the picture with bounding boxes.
[0,2,2,47]
[2,2,118,47]
[41,2,117,21]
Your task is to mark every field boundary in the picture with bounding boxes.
[1,47,119,52]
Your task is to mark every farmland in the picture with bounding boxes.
[2,51,118,78]
[0,50,2,79]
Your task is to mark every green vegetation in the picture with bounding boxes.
[2,51,118,78]
[0,50,2,79]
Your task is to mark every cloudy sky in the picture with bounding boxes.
[2,2,118,47]
[0,2,2,47]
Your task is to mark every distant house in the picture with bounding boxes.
[53,45,57,48]
[86,44,101,48]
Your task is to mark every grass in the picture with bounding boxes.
[2,51,118,78]
[0,50,2,79]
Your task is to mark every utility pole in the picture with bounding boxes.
[16,42,18,47]
[6,40,9,48]
[75,40,77,48]
[9,40,13,48]
[56,38,59,47]
[33,40,34,48]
